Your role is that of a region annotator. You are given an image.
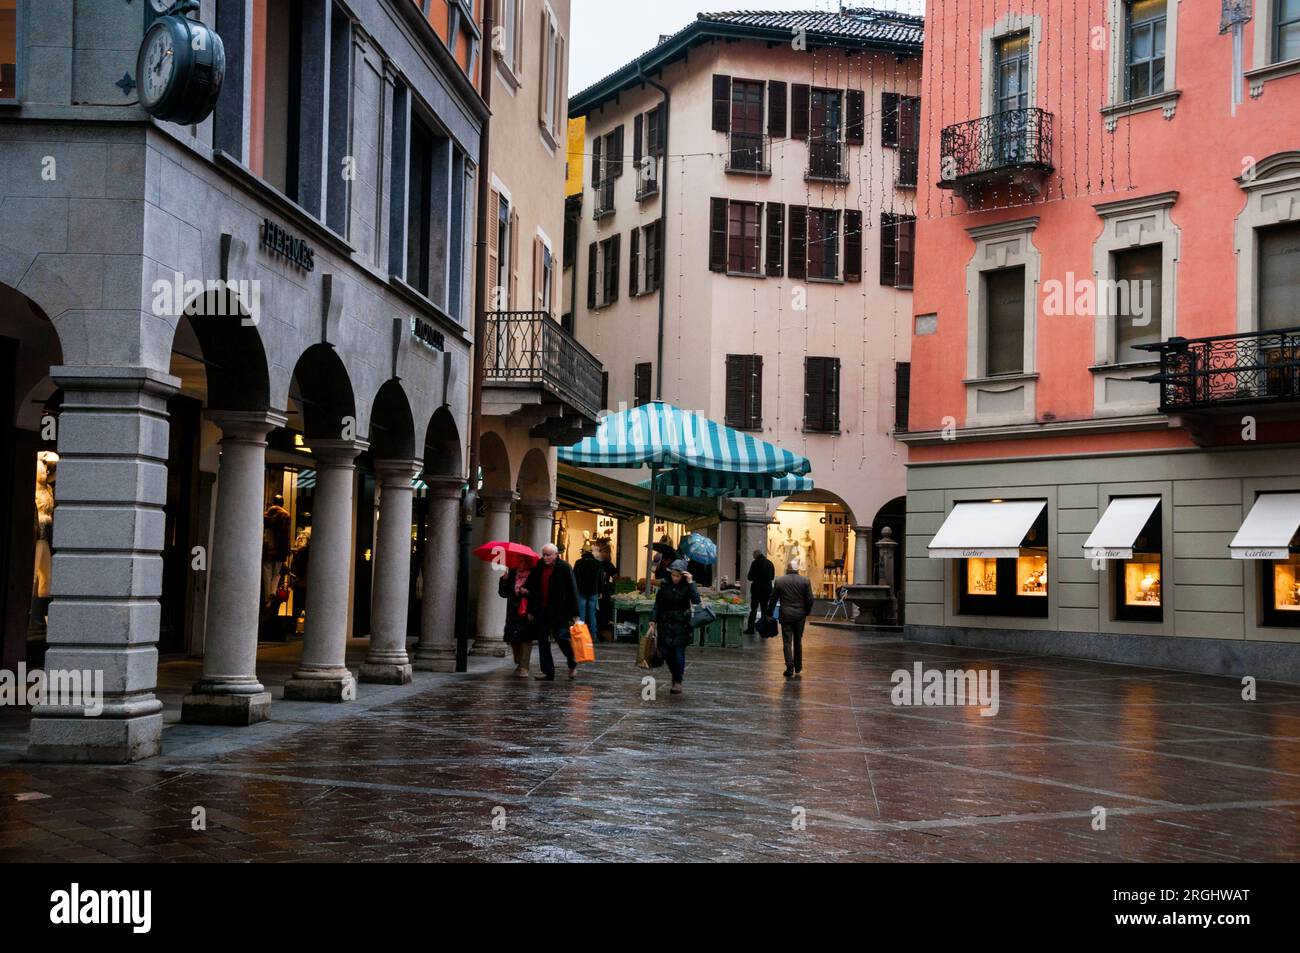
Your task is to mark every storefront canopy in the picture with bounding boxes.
[556,463,717,527]
[928,500,1047,559]
[1229,492,1300,559]
[557,401,811,476]
[638,466,814,499]
[1082,496,1161,560]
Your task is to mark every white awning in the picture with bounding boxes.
[1082,496,1161,560]
[1230,493,1300,559]
[928,500,1047,559]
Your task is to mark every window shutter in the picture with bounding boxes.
[633,113,643,166]
[765,202,785,277]
[788,205,807,280]
[790,84,810,139]
[587,241,597,308]
[486,188,501,309]
[746,355,762,429]
[553,35,565,136]
[768,80,787,137]
[592,135,603,188]
[609,125,624,178]
[635,362,652,406]
[881,91,899,147]
[725,355,745,428]
[513,0,526,73]
[897,217,916,288]
[709,197,728,273]
[651,220,664,291]
[803,357,824,432]
[880,213,898,287]
[608,233,621,303]
[538,12,550,126]
[533,237,544,309]
[894,362,911,433]
[508,207,520,308]
[846,89,865,145]
[844,209,863,282]
[827,358,840,431]
[712,74,732,132]
[630,227,640,297]
[601,371,609,410]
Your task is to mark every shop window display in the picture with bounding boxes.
[1113,506,1163,624]
[956,509,1049,618]
[766,501,855,597]
[1265,554,1300,626]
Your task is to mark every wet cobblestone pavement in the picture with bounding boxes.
[3,628,1300,862]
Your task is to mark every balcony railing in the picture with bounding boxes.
[483,310,604,420]
[806,138,848,183]
[1135,326,1300,412]
[937,107,1054,195]
[593,177,615,219]
[726,132,771,174]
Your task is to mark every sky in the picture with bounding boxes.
[567,0,926,95]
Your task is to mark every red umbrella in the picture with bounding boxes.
[472,540,540,571]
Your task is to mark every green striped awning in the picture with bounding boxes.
[557,401,811,476]
[640,467,814,499]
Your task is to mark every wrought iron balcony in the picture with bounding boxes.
[726,132,771,174]
[593,177,615,219]
[1134,326,1300,413]
[937,107,1054,198]
[483,311,604,433]
[806,138,848,183]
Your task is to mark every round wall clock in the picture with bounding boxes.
[136,11,226,125]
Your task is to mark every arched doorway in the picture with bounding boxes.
[366,379,417,642]
[872,496,906,622]
[770,489,858,600]
[514,447,553,554]
[0,282,63,672]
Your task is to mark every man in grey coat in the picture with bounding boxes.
[767,562,815,678]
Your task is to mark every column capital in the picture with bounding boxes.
[207,409,288,441]
[310,438,369,466]
[50,364,181,398]
[517,497,557,516]
[374,458,424,485]
[423,475,464,500]
[480,489,519,512]
[853,525,873,535]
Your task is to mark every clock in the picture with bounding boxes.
[135,11,226,125]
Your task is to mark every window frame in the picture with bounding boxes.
[725,354,763,431]
[0,0,22,104]
[1122,0,1167,103]
[802,356,841,434]
[806,207,840,282]
[726,200,763,276]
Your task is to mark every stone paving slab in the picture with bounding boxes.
[2,627,1299,862]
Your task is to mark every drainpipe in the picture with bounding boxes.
[457,3,494,672]
[635,59,669,595]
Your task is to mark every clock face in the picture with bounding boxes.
[140,26,175,109]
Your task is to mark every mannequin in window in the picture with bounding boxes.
[31,451,58,635]
[800,527,820,591]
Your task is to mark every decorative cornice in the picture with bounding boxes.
[1093,190,1179,218]
[965,216,1040,242]
[896,413,1172,447]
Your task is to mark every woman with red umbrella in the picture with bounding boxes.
[476,541,542,678]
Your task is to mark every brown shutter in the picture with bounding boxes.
[537,11,550,126]
[634,362,652,406]
[553,35,565,136]
[765,202,784,277]
[508,207,520,308]
[633,113,643,166]
[592,135,603,187]
[803,356,824,432]
[650,219,663,291]
[894,362,911,433]
[587,241,597,308]
[788,205,807,280]
[725,355,745,428]
[881,91,899,147]
[486,188,501,309]
[709,197,728,273]
[790,84,810,139]
[725,355,762,429]
[844,209,863,283]
[846,89,865,145]
[609,125,625,178]
[768,80,787,137]
[880,213,898,287]
[629,227,640,297]
[608,233,620,303]
[897,217,916,288]
[827,358,840,431]
[746,355,762,429]
[712,74,732,132]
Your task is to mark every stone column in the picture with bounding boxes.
[875,526,900,625]
[360,458,422,684]
[735,502,771,603]
[519,498,555,554]
[284,438,367,701]
[414,477,462,671]
[471,490,516,656]
[182,410,287,726]
[28,367,178,763]
[853,526,873,585]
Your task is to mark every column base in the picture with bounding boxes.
[181,691,272,726]
[413,650,457,672]
[283,670,356,702]
[358,662,413,684]
[471,637,507,657]
[27,713,163,764]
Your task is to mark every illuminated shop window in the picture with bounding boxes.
[1016,553,1048,596]
[1123,557,1162,608]
[1273,555,1300,614]
[965,557,997,595]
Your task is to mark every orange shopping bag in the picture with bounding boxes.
[569,621,596,663]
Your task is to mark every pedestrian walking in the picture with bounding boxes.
[648,559,701,695]
[573,546,603,638]
[532,543,582,680]
[597,543,618,641]
[498,555,540,677]
[768,562,814,678]
[744,548,775,634]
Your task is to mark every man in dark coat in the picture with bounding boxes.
[745,548,775,634]
[573,548,603,636]
[650,559,701,694]
[768,562,814,678]
[533,543,582,680]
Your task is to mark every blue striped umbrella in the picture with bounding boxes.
[680,532,718,566]
[641,467,815,499]
[558,401,811,476]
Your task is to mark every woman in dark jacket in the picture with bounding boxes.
[649,559,701,694]
[499,557,540,678]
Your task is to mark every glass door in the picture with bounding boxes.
[993,33,1031,166]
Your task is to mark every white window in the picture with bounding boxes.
[538,5,565,142]
[495,0,525,81]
